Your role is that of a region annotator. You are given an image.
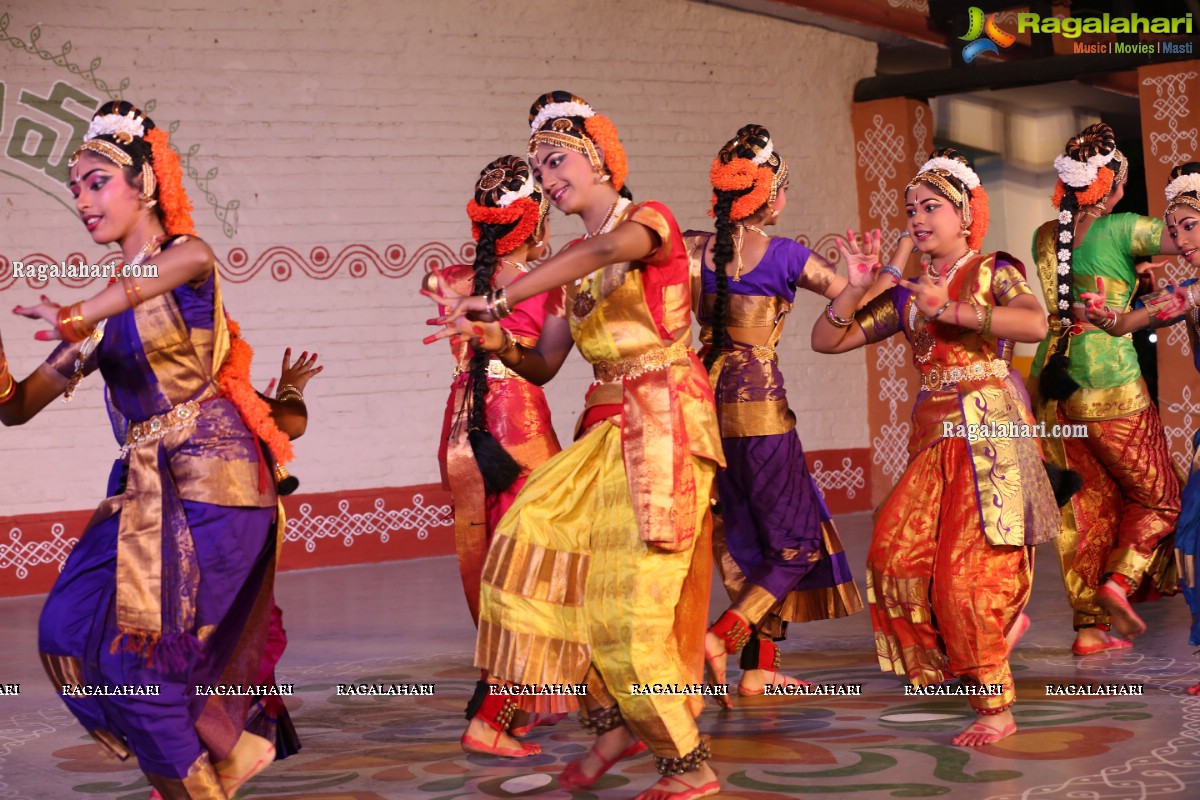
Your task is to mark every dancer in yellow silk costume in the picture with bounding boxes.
[425,91,722,800]
[813,148,1059,747]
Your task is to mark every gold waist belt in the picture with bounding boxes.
[592,340,690,383]
[121,400,201,457]
[921,358,1010,392]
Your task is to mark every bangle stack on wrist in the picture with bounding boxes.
[56,303,95,343]
[824,302,853,329]
[880,265,902,283]
[1097,308,1118,331]
[485,287,513,320]
[493,328,524,365]
[275,383,305,404]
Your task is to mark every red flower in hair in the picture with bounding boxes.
[584,115,627,191]
[145,128,196,236]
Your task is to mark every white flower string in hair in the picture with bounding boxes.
[84,111,146,144]
[529,101,595,133]
[1053,151,1111,188]
[751,139,775,166]
[918,156,981,190]
[496,173,535,208]
[1165,173,1200,203]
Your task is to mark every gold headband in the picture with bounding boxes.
[1111,151,1128,192]
[68,139,157,206]
[529,129,604,175]
[68,139,132,169]
[768,159,789,206]
[1167,195,1200,218]
[907,170,966,207]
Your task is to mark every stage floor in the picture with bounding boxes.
[2,511,1198,800]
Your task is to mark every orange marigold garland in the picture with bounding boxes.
[584,115,627,191]
[1050,166,1115,209]
[967,186,990,251]
[710,158,757,191]
[217,316,294,467]
[466,197,539,254]
[144,128,196,236]
[709,157,775,220]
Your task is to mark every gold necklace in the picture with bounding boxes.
[741,223,770,239]
[927,248,975,285]
[585,198,628,239]
[573,197,631,313]
[499,258,530,274]
[733,227,746,281]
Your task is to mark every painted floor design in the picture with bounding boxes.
[2,512,1198,800]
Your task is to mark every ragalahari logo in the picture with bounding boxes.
[960,7,1017,62]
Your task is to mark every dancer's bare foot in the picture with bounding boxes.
[1097,579,1146,637]
[951,709,1016,747]
[737,668,811,696]
[560,724,644,789]
[704,631,733,709]
[1005,612,1030,656]
[633,763,720,799]
[1071,626,1132,656]
[215,731,275,796]
[461,716,540,758]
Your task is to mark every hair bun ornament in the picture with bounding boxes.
[466,155,546,255]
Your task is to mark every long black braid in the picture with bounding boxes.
[463,156,539,494]
[704,124,779,372]
[1040,124,1123,401]
[705,190,739,371]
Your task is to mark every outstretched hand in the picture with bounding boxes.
[1149,282,1190,321]
[421,266,494,344]
[12,295,64,341]
[836,228,882,290]
[422,317,505,350]
[265,348,323,397]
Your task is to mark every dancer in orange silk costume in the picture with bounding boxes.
[813,148,1059,747]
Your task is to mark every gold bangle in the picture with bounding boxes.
[276,389,305,404]
[493,328,516,355]
[970,302,984,331]
[981,304,994,338]
[0,370,15,404]
[492,287,513,320]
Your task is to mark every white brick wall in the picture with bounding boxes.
[0,0,875,516]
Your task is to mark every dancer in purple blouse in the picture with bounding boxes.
[689,125,864,705]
